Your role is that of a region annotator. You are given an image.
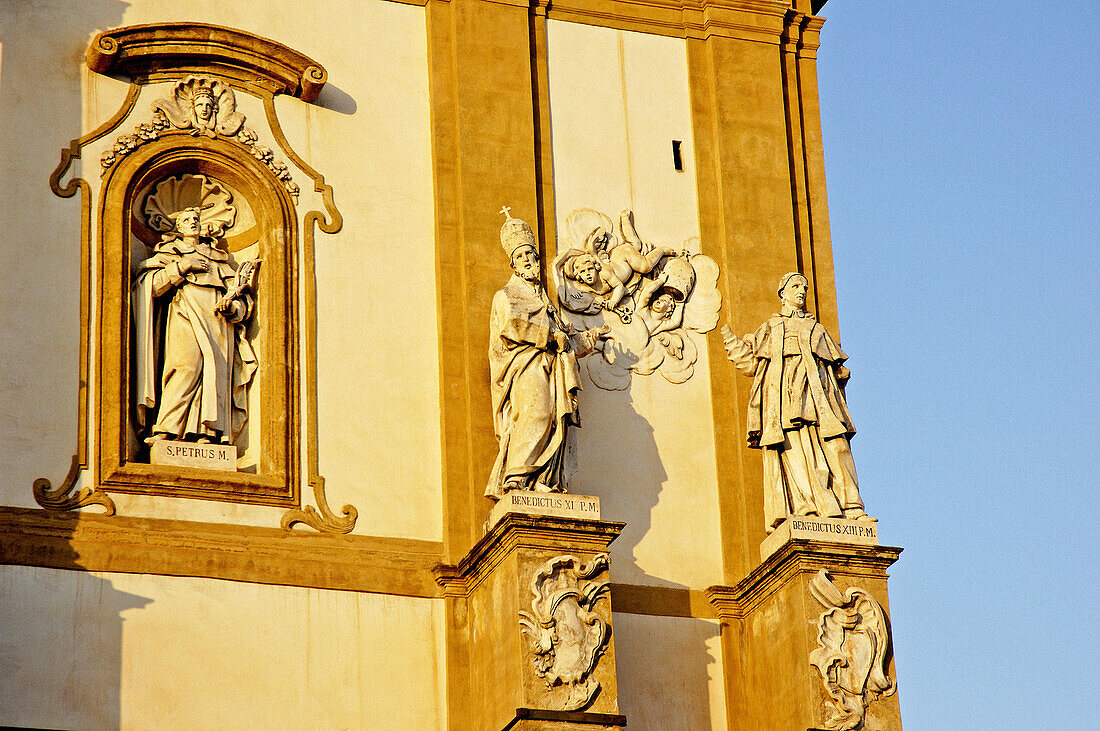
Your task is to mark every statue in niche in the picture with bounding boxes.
[132,175,259,446]
[485,208,607,499]
[151,76,245,138]
[720,273,872,532]
[518,553,611,711]
[553,208,721,390]
[808,570,896,730]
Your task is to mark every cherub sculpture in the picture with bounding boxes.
[552,207,722,389]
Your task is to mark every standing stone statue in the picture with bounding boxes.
[133,206,258,446]
[485,208,606,499]
[720,272,872,532]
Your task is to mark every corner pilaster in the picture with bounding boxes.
[708,541,904,730]
[436,515,627,731]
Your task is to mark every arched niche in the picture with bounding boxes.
[97,134,299,506]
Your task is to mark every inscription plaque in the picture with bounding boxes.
[150,440,238,472]
[760,514,879,561]
[486,490,601,531]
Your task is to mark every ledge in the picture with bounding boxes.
[434,514,625,596]
[504,707,628,729]
[86,23,327,102]
[706,540,903,621]
[0,506,442,597]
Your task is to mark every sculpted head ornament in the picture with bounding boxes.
[499,206,537,258]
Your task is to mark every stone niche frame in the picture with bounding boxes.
[37,24,357,532]
[99,139,298,506]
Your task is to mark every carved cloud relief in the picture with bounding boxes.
[553,208,721,390]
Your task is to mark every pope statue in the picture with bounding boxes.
[485,208,606,499]
[721,272,873,532]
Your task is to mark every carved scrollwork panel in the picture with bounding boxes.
[808,569,896,730]
[518,553,612,711]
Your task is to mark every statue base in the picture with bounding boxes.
[760,514,878,561]
[486,490,600,532]
[708,541,903,731]
[436,514,624,731]
[150,440,237,472]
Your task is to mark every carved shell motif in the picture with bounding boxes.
[151,75,245,137]
[143,174,236,239]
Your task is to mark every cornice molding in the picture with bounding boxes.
[0,506,441,597]
[434,514,624,596]
[706,541,903,622]
[545,0,794,43]
[86,23,327,102]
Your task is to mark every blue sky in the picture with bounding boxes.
[816,1,1098,727]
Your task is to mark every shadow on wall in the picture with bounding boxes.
[571,376,670,589]
[571,377,723,727]
[0,513,152,729]
[0,3,154,729]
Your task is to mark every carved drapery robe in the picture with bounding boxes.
[486,275,583,498]
[725,306,863,530]
[133,237,257,443]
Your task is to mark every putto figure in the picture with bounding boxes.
[132,206,259,446]
[485,208,606,499]
[720,272,872,532]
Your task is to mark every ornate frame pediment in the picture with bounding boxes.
[38,23,356,533]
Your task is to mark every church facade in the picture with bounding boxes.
[0,1,903,728]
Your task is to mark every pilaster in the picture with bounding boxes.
[436,515,627,731]
[708,541,904,730]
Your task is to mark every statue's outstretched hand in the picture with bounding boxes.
[720,324,735,342]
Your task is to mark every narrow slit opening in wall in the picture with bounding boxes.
[672,140,683,172]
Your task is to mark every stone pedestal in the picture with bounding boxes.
[436,514,626,731]
[708,541,904,731]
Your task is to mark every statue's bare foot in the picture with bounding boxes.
[196,436,212,444]
[144,433,169,445]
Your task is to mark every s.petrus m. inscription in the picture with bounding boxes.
[518,554,612,711]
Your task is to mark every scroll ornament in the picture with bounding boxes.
[553,208,721,390]
[518,553,612,711]
[808,569,896,730]
[100,75,300,201]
